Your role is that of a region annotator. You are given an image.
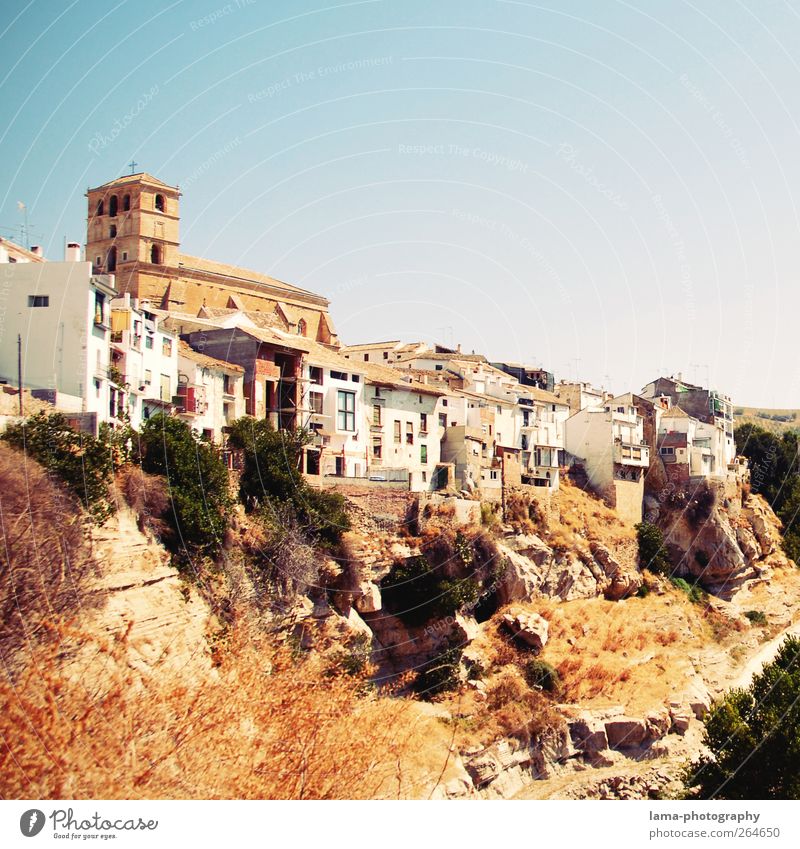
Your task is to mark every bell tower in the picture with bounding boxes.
[86,172,181,296]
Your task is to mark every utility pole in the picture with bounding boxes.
[17,334,23,416]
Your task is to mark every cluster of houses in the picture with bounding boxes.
[0,172,740,523]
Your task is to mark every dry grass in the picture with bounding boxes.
[0,628,452,800]
[0,445,96,666]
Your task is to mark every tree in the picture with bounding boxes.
[686,636,800,799]
[2,411,115,521]
[227,417,349,546]
[635,521,671,575]
[139,414,232,556]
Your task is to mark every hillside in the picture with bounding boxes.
[735,406,800,434]
[3,435,800,800]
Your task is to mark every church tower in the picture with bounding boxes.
[85,172,181,297]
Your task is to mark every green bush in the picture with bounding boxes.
[380,555,480,627]
[635,521,671,575]
[670,577,706,605]
[227,417,349,546]
[139,413,232,557]
[2,411,115,521]
[523,659,561,694]
[685,636,800,798]
[744,609,768,626]
[413,644,463,698]
[636,582,651,598]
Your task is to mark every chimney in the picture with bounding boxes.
[65,242,81,262]
[30,245,43,258]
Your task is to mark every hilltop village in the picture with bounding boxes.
[0,171,742,523]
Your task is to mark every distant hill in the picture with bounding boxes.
[734,407,800,434]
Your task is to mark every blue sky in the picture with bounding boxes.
[1,0,798,406]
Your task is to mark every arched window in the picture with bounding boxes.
[123,194,130,211]
[155,194,165,212]
[107,246,117,272]
[96,200,104,216]
[109,195,118,217]
[150,244,161,264]
[297,318,307,336]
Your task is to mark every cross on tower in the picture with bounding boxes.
[128,160,138,175]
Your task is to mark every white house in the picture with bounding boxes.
[518,388,570,489]
[657,407,728,483]
[109,296,179,429]
[564,401,650,523]
[361,361,446,491]
[177,341,245,442]
[0,258,117,431]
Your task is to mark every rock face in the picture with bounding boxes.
[501,610,549,650]
[496,535,642,606]
[604,717,648,749]
[658,481,790,598]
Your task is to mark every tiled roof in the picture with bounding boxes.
[179,340,243,373]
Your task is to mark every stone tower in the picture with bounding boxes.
[85,172,181,295]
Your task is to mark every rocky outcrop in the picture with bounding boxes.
[590,542,643,600]
[501,610,549,650]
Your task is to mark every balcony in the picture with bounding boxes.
[173,385,205,415]
[613,441,650,467]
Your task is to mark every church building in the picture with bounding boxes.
[85,172,338,346]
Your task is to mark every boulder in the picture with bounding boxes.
[668,702,692,734]
[464,752,500,787]
[591,542,643,600]
[540,553,599,601]
[645,709,672,741]
[605,717,648,749]
[354,581,382,614]
[501,610,549,650]
[568,715,609,754]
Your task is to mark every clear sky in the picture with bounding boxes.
[1,0,798,407]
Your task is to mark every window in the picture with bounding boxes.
[394,420,401,443]
[442,399,448,407]
[297,318,307,336]
[160,374,171,401]
[144,369,152,385]
[309,392,323,414]
[420,444,428,465]
[109,225,117,238]
[406,422,414,445]
[122,251,128,261]
[94,292,105,325]
[422,471,427,483]
[106,246,116,272]
[150,244,161,264]
[109,195,118,217]
[372,404,382,426]
[155,194,165,212]
[497,405,502,414]
[372,438,382,459]
[660,446,675,455]
[383,352,388,360]
[490,470,499,481]
[309,366,323,385]
[364,353,369,361]
[95,255,102,267]
[223,373,233,395]
[27,295,49,307]
[337,390,356,431]
[438,413,447,428]
[420,413,428,433]
[162,337,172,357]
[331,370,347,381]
[123,194,131,212]
[145,335,154,349]
[351,374,360,383]
[435,364,443,371]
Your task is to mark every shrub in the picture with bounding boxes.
[413,644,463,697]
[636,582,651,598]
[744,610,768,626]
[2,411,115,521]
[139,414,232,557]
[523,659,561,694]
[635,521,671,575]
[670,577,706,605]
[380,555,480,627]
[685,483,716,527]
[118,465,171,538]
